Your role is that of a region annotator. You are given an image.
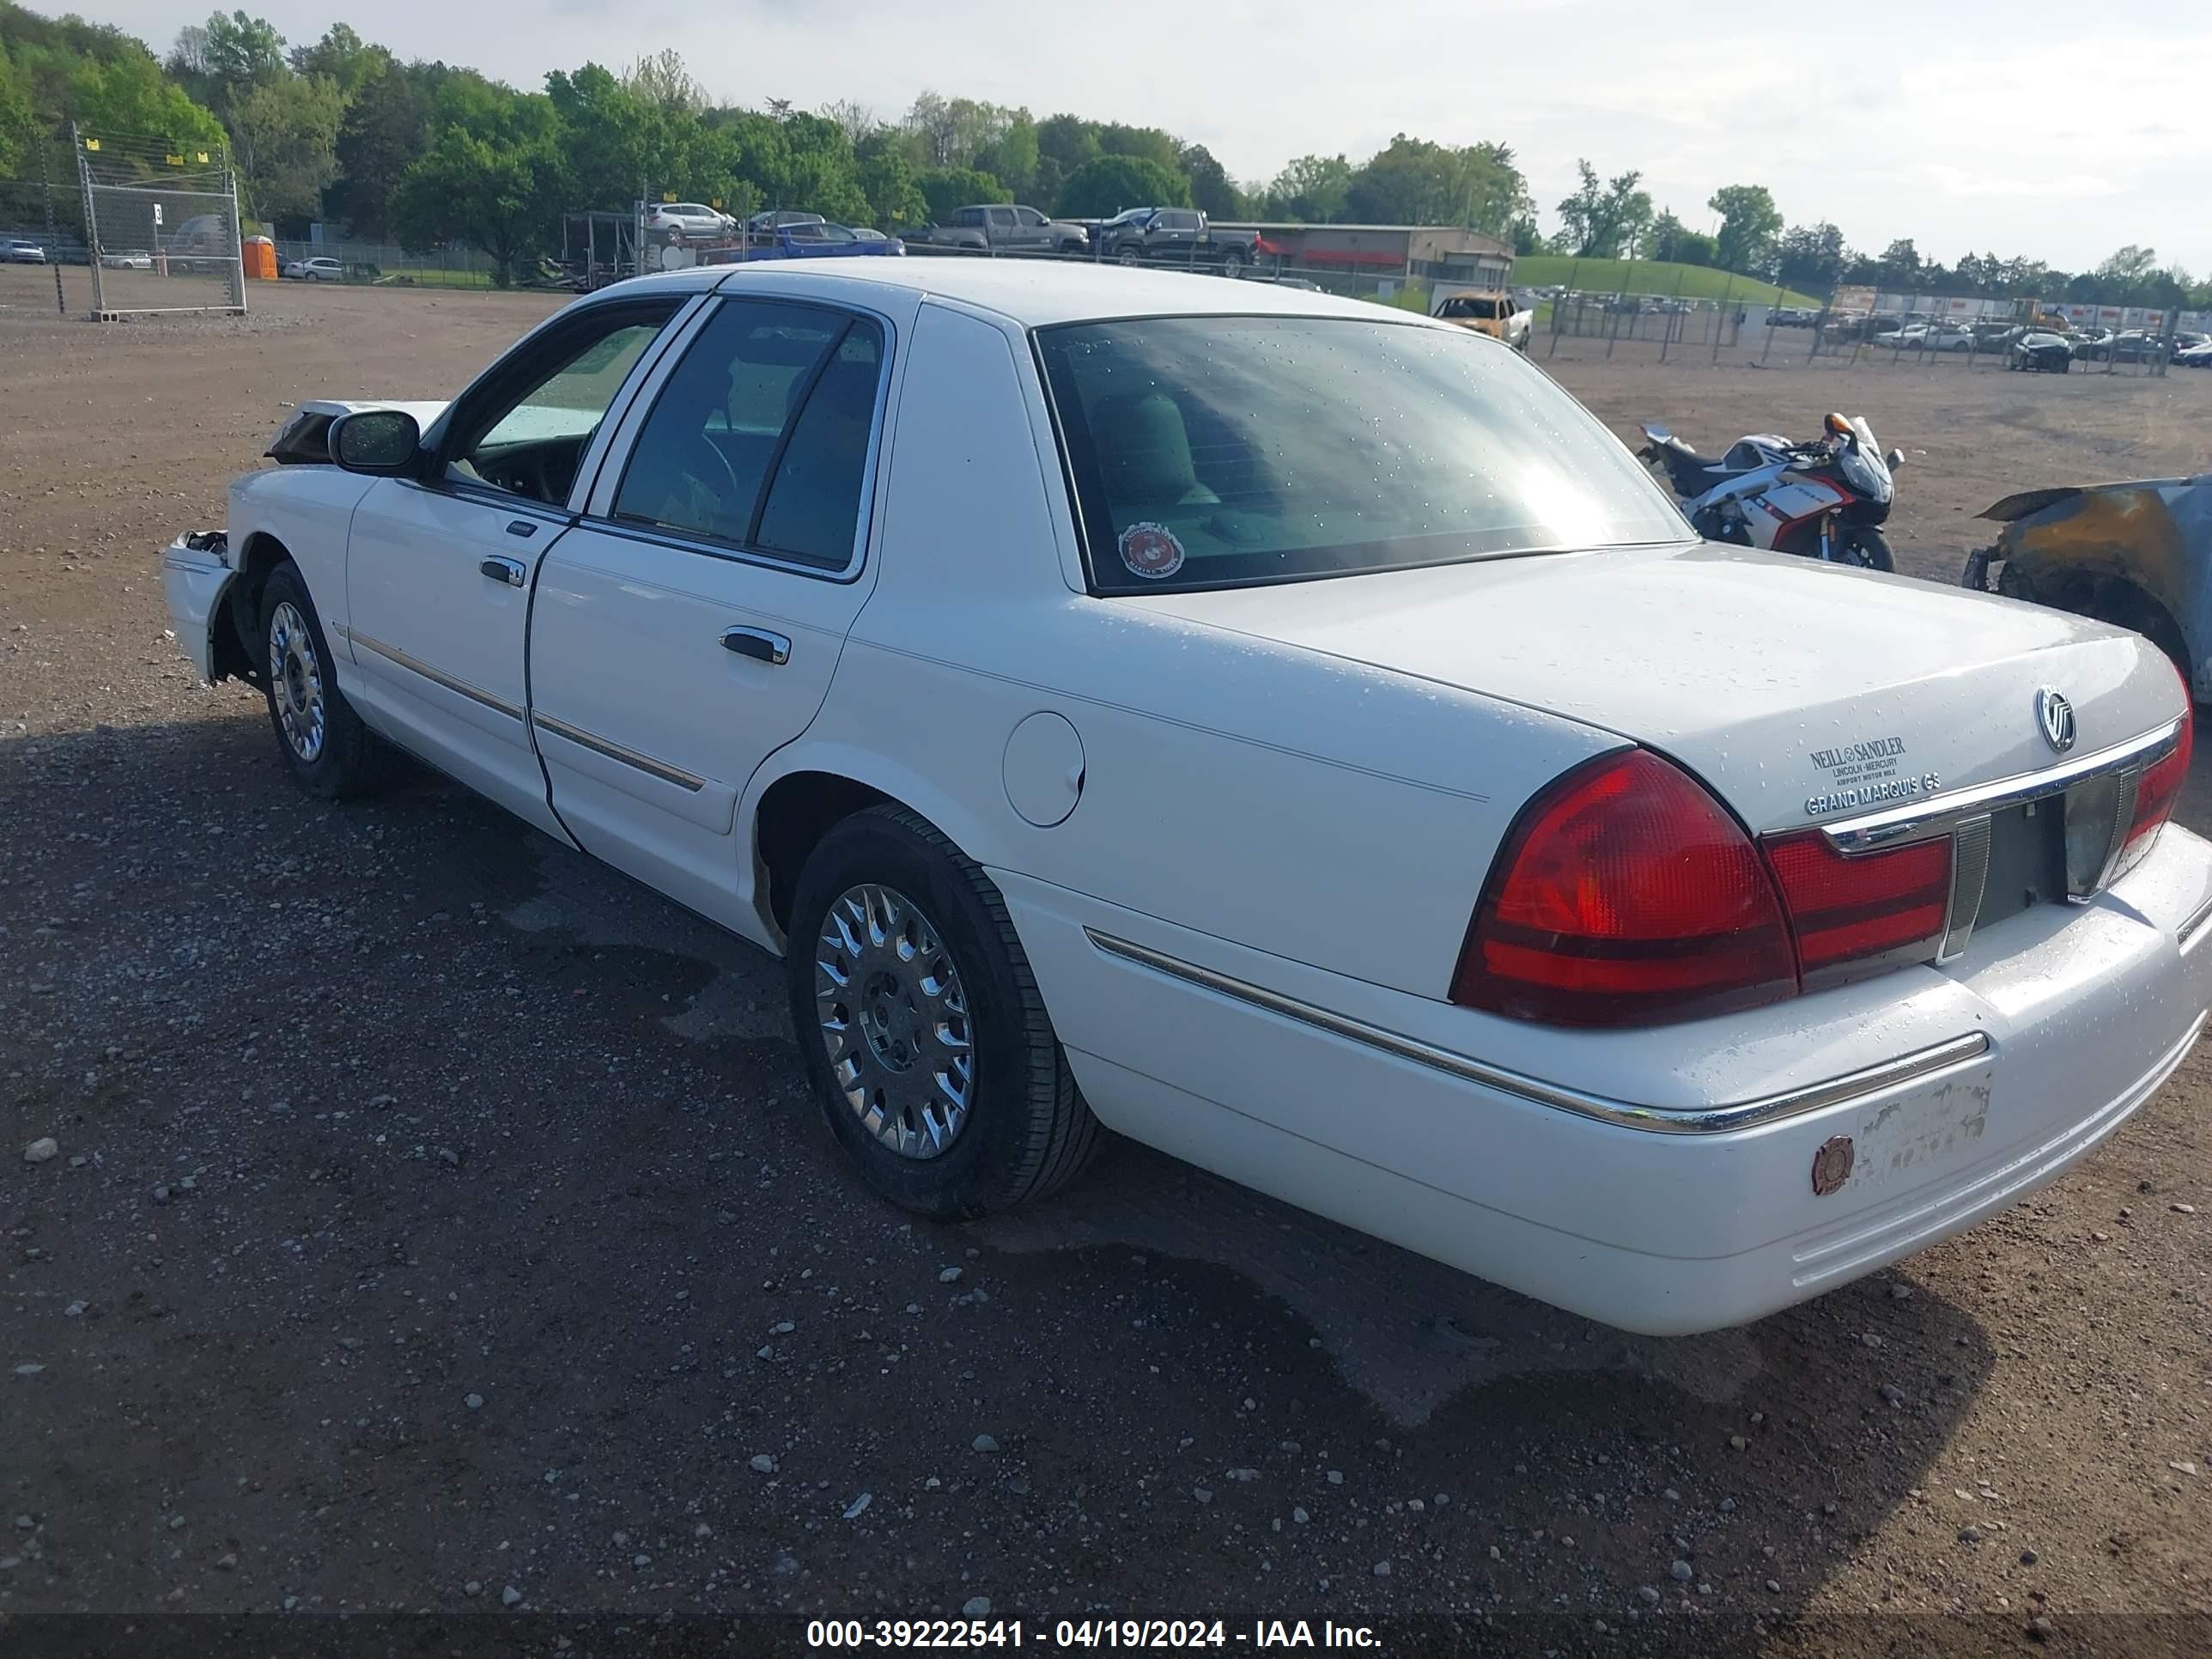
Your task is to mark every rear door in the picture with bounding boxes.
[986,206,1018,247]
[527,292,905,929]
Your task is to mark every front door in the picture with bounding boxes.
[340,295,688,835]
[527,293,902,932]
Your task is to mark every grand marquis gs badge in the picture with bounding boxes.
[1803,730,1941,817]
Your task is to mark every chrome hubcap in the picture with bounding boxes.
[268,602,325,763]
[814,884,973,1159]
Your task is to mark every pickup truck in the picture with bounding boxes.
[910,204,1091,255]
[1090,208,1264,273]
[1431,290,1533,350]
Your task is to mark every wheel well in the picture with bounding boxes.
[2030,569,2191,684]
[213,531,295,688]
[754,771,896,933]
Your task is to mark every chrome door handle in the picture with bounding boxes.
[479,556,527,588]
[721,626,791,665]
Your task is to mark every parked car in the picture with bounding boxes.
[2070,329,2115,360]
[911,204,1091,255]
[99,248,154,270]
[647,203,737,239]
[2005,330,2073,373]
[1089,208,1267,274]
[746,210,824,234]
[1922,322,1977,352]
[283,256,343,282]
[2178,340,2212,368]
[1431,290,1533,350]
[3,236,45,264]
[2106,330,2165,363]
[1962,474,2212,696]
[161,260,2209,1338]
[720,221,905,261]
[2168,331,2208,361]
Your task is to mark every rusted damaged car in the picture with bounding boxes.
[1963,477,2212,699]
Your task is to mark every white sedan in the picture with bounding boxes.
[161,262,2211,1335]
[284,256,343,281]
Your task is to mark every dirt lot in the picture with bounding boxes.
[3,270,2209,1656]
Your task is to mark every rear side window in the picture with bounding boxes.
[613,300,886,568]
[1036,314,1686,594]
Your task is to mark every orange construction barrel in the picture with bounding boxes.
[243,237,277,281]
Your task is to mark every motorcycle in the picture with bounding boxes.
[1636,413,1904,570]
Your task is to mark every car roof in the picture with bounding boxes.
[596,258,1416,329]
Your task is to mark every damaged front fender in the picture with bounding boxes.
[1961,476,2212,701]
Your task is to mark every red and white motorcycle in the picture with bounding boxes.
[1637,413,1903,570]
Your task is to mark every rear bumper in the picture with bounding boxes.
[998,825,2212,1335]
[160,533,234,684]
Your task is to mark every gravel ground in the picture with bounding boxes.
[3,272,2209,1656]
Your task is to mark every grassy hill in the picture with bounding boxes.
[1509,256,1820,308]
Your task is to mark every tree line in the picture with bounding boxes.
[2,0,2203,309]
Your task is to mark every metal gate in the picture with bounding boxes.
[75,125,246,320]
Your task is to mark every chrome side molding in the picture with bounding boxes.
[1085,929,1991,1137]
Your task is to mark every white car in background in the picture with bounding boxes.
[4,236,46,264]
[647,203,736,239]
[160,262,2210,1336]
[283,256,343,281]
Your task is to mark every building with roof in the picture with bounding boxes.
[1218,223,1513,295]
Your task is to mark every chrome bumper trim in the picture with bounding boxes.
[345,628,525,722]
[532,711,706,793]
[1085,928,1992,1137]
[1819,720,2182,855]
[2180,894,2212,955]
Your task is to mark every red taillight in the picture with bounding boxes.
[1449,750,1799,1027]
[1762,829,1952,984]
[2119,712,2193,873]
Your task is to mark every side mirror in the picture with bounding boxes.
[1886,447,1905,471]
[328,409,422,476]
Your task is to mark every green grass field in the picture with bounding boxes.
[1509,257,1820,308]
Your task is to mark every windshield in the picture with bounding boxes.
[1441,297,1500,319]
[1036,314,1689,593]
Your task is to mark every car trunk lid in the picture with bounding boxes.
[1115,542,2185,836]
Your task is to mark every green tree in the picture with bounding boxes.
[288,22,380,96]
[0,50,33,170]
[1054,153,1187,217]
[1875,237,1922,288]
[1706,183,1781,275]
[621,48,706,118]
[389,85,562,283]
[1094,121,1178,173]
[1265,153,1351,222]
[982,108,1038,202]
[328,58,434,235]
[1177,141,1243,219]
[228,70,341,225]
[179,9,281,112]
[915,164,1003,223]
[855,126,926,228]
[68,50,226,153]
[1555,160,1651,258]
[1773,220,1845,289]
[1350,134,1527,230]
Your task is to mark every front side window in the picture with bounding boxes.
[1037,314,1688,595]
[612,300,885,568]
[447,304,678,505]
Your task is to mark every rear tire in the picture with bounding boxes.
[1838,526,1896,572]
[258,563,397,799]
[786,805,1102,1218]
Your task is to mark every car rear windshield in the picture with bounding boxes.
[1036,314,1688,593]
[1442,297,1500,318]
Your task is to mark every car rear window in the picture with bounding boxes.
[1036,314,1688,593]
[1443,297,1500,319]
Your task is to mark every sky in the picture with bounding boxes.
[75,0,2212,277]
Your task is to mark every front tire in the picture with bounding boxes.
[1839,526,1896,573]
[258,563,395,799]
[787,805,1102,1218]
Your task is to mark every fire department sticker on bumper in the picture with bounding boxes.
[1118,522,1185,580]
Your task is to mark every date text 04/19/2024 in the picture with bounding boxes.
[804,1619,1382,1649]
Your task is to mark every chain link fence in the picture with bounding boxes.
[76,127,243,319]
